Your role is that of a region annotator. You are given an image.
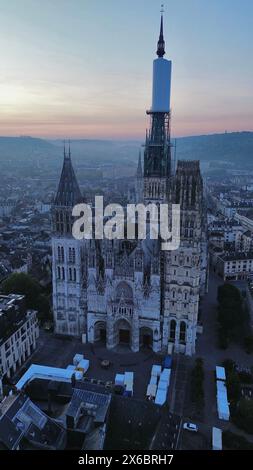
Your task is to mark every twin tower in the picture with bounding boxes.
[51,14,207,356]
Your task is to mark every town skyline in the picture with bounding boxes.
[0,0,252,139]
[1,1,253,456]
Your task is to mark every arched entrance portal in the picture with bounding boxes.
[139,327,153,349]
[114,319,131,347]
[94,321,107,343]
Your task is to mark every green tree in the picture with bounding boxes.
[244,335,253,354]
[217,283,247,347]
[1,273,41,308]
[217,283,241,304]
[190,358,205,408]
[218,327,229,349]
[223,430,253,450]
[238,370,253,384]
[1,272,51,322]
[233,398,253,434]
[222,359,236,373]
[226,371,241,406]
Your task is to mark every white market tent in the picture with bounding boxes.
[216,366,226,381]
[212,427,222,450]
[151,365,162,377]
[16,364,82,390]
[216,380,230,421]
[155,389,167,406]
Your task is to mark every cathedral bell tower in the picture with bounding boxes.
[51,143,87,337]
[52,142,82,235]
[144,13,172,203]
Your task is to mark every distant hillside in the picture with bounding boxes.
[0,136,59,174]
[51,139,141,166]
[62,132,253,168]
[0,136,55,158]
[0,132,252,176]
[176,132,253,166]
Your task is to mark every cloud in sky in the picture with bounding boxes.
[0,0,252,138]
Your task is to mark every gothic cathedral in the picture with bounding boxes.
[51,15,208,356]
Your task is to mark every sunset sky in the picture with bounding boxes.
[0,0,252,139]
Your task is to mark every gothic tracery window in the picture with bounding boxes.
[179,322,186,344]
[170,319,176,341]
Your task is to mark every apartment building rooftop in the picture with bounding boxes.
[218,251,253,262]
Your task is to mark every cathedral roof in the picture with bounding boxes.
[54,144,83,207]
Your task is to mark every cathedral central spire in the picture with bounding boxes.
[156,5,165,57]
[156,13,165,58]
[143,8,172,198]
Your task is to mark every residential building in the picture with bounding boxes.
[0,294,39,378]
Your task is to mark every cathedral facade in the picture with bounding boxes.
[51,15,207,356]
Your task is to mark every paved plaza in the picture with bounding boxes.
[14,332,164,399]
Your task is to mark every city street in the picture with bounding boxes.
[198,270,253,429]
[173,270,253,448]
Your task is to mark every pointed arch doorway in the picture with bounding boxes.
[114,318,131,348]
[94,321,107,344]
[139,326,153,349]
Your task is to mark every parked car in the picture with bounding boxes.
[183,422,198,433]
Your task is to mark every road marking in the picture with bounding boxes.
[175,417,183,450]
